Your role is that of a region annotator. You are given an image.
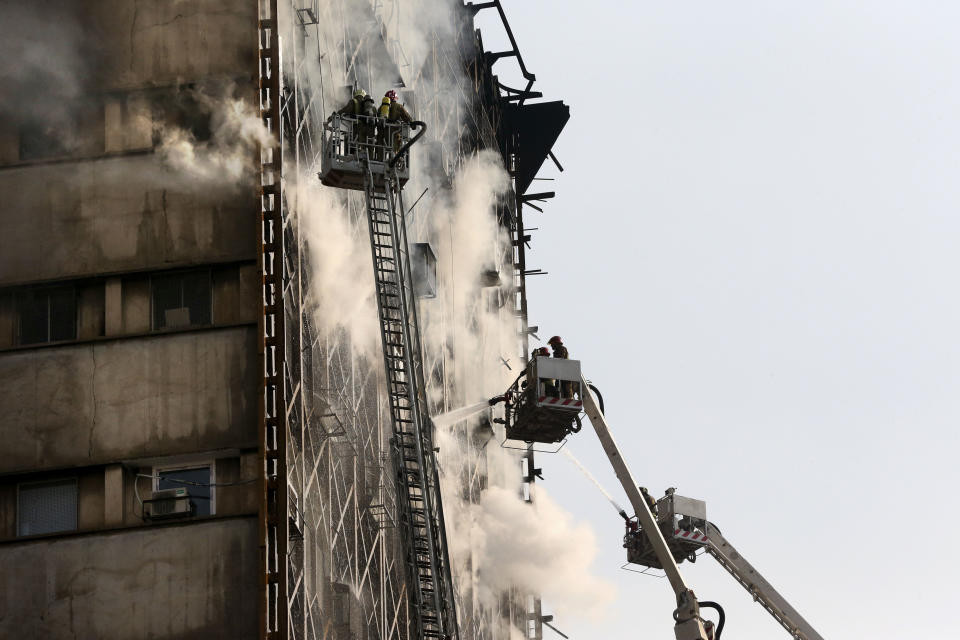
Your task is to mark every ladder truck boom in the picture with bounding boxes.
[703,524,824,640]
[493,359,824,639]
[321,113,459,640]
[579,378,710,640]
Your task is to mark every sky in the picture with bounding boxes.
[476,2,960,638]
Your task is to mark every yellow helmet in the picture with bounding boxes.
[353,88,367,99]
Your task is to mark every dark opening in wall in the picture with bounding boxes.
[17,101,105,162]
[151,87,214,146]
[151,270,212,330]
[17,286,77,345]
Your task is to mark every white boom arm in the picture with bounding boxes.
[704,524,824,640]
[580,379,709,640]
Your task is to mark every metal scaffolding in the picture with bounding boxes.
[269,2,566,639]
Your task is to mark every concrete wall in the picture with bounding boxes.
[0,326,258,474]
[0,517,258,639]
[0,263,258,349]
[89,0,258,92]
[0,456,259,541]
[0,156,257,286]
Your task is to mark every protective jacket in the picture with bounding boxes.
[337,97,363,116]
[551,344,569,359]
[389,101,413,122]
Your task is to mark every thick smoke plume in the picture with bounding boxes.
[0,2,91,128]
[158,90,273,185]
[465,485,616,620]
[287,0,617,631]
[293,178,381,359]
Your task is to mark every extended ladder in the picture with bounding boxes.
[361,159,459,640]
[703,524,824,640]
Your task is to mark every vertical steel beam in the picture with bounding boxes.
[258,1,287,637]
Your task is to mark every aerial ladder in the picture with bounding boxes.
[321,112,459,640]
[490,356,825,640]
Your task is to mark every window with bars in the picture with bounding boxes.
[16,286,77,345]
[18,478,78,537]
[151,270,212,330]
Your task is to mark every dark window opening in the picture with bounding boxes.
[17,286,77,345]
[151,270,212,330]
[152,88,214,146]
[19,123,72,161]
[18,478,78,537]
[157,467,212,516]
[18,101,104,162]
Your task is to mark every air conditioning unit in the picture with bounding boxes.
[144,487,193,520]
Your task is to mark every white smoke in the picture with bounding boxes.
[158,94,273,185]
[0,3,90,128]
[454,484,616,620]
[420,151,515,404]
[292,177,382,359]
[282,0,617,630]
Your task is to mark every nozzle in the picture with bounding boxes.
[619,510,630,522]
[489,394,510,406]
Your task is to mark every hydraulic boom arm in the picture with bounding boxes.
[580,378,710,640]
[703,524,824,640]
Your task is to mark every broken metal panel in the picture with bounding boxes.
[412,243,438,299]
[501,101,570,196]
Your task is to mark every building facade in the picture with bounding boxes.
[0,1,566,638]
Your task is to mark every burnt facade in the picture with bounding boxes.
[0,1,565,639]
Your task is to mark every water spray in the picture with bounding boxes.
[561,449,630,521]
[433,401,492,429]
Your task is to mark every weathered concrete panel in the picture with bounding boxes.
[0,294,12,348]
[0,327,257,474]
[0,517,258,639]
[104,465,124,526]
[0,155,257,286]
[89,0,258,92]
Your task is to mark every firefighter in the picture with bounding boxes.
[531,347,550,359]
[379,89,413,162]
[548,336,573,398]
[356,93,378,158]
[385,89,413,123]
[336,88,367,116]
[639,486,659,518]
[376,95,392,155]
[331,88,368,156]
[547,335,568,359]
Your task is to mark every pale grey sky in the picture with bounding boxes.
[478,2,960,638]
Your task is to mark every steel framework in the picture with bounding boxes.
[270,2,559,639]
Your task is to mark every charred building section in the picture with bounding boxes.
[0,1,263,637]
[0,1,566,639]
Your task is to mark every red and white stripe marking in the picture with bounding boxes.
[673,529,709,544]
[538,396,583,408]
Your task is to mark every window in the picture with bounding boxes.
[17,286,77,345]
[151,270,212,330]
[18,478,78,536]
[18,102,104,162]
[155,465,213,516]
[19,122,72,161]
